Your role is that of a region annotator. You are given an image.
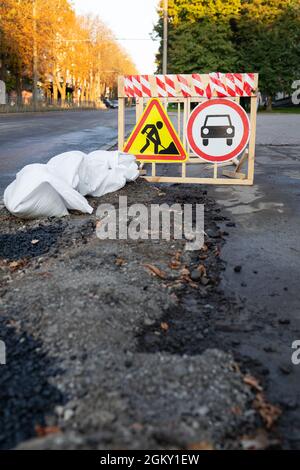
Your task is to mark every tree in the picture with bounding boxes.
[0,0,137,106]
[154,0,242,73]
[154,0,300,110]
[236,0,300,109]
[0,0,34,103]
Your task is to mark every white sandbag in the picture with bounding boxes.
[77,152,123,197]
[78,150,139,197]
[118,152,140,182]
[4,150,139,219]
[47,151,86,189]
[4,164,93,219]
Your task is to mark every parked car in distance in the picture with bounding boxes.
[102,98,118,109]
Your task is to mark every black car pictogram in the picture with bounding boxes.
[201,114,235,146]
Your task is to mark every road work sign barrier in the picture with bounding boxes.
[118,73,258,185]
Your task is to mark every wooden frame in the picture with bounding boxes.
[118,74,259,185]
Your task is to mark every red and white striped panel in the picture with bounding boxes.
[177,74,192,97]
[243,73,255,96]
[124,73,255,98]
[225,73,237,97]
[124,76,135,97]
[131,76,143,97]
[205,82,213,99]
[156,75,176,97]
[209,72,228,97]
[192,73,204,96]
[234,73,244,96]
[139,75,152,97]
[124,75,151,98]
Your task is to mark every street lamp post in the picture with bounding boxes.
[162,0,168,74]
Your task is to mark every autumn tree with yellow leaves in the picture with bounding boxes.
[0,0,137,105]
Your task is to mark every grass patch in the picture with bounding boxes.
[259,106,300,114]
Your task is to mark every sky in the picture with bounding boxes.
[72,0,160,73]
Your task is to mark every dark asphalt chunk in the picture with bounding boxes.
[0,320,64,449]
[0,223,65,260]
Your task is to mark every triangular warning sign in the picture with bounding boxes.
[123,98,187,162]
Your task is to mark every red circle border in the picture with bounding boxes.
[186,99,250,162]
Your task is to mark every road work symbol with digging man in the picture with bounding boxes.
[123,98,187,162]
[140,121,170,154]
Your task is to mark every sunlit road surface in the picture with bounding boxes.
[0,108,136,194]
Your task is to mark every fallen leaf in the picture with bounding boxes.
[144,264,166,279]
[9,261,19,269]
[240,429,279,450]
[35,424,60,437]
[178,266,199,288]
[243,374,263,392]
[8,259,28,272]
[115,257,126,266]
[169,250,182,269]
[160,322,169,331]
[253,393,282,429]
[197,264,207,277]
[31,239,39,245]
[169,260,181,270]
[180,267,190,278]
[186,441,214,450]
[214,246,221,257]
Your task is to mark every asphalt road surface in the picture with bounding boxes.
[208,114,300,444]
[0,108,136,194]
[1,110,300,448]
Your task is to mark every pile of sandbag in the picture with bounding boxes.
[4,150,139,219]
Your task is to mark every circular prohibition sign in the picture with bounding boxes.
[186,98,250,163]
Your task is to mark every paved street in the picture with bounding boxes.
[209,114,300,323]
[208,114,300,443]
[0,108,136,194]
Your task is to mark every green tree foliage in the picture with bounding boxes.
[235,0,300,107]
[154,0,242,73]
[154,0,300,106]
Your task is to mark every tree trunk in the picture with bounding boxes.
[53,82,58,104]
[0,55,7,81]
[16,70,22,106]
[54,73,66,107]
[60,85,66,105]
[266,95,273,111]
